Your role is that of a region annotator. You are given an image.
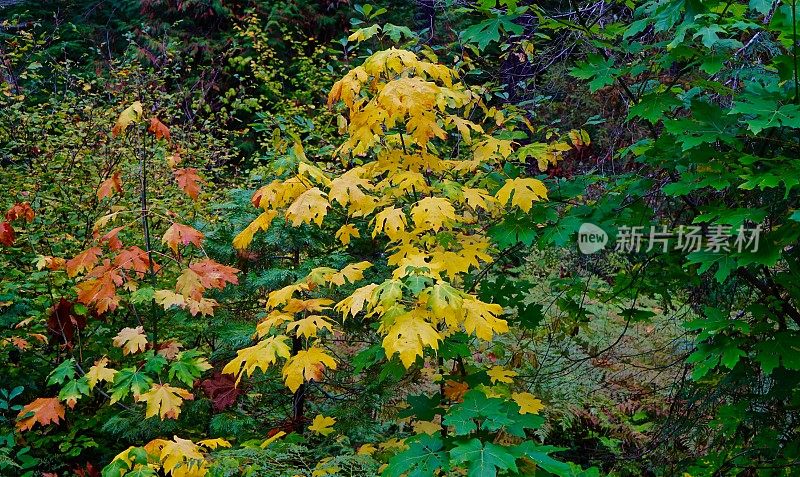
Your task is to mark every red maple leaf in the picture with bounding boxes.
[201,371,242,411]
[0,222,15,246]
[47,298,87,346]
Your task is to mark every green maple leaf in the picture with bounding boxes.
[755,332,800,374]
[48,358,77,386]
[461,15,524,51]
[450,439,518,477]
[110,368,154,403]
[168,350,211,386]
[384,434,449,477]
[571,54,617,92]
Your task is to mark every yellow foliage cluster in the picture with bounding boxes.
[224,48,569,392]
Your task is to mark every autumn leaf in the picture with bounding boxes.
[99,226,125,251]
[111,101,143,137]
[190,259,239,290]
[335,224,360,245]
[487,366,517,384]
[148,117,170,141]
[198,438,231,449]
[329,261,372,286]
[112,326,148,355]
[0,222,15,246]
[282,347,337,392]
[76,273,121,314]
[412,420,442,435]
[308,414,337,436]
[16,397,65,431]
[443,380,469,402]
[201,371,242,411]
[66,247,102,277]
[47,298,87,345]
[410,197,456,232]
[373,206,407,240]
[159,436,205,474]
[154,289,186,310]
[461,297,508,341]
[233,210,277,250]
[137,384,194,420]
[495,177,548,213]
[285,187,330,226]
[162,223,204,254]
[97,172,122,200]
[114,246,158,278]
[512,392,544,414]
[335,283,378,319]
[174,168,204,200]
[222,335,292,385]
[286,315,334,339]
[261,431,287,448]
[86,357,118,389]
[5,202,34,222]
[381,308,441,368]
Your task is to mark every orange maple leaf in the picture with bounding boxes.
[5,202,34,222]
[162,223,204,254]
[148,117,171,141]
[114,246,159,278]
[66,247,103,277]
[98,226,125,251]
[76,265,123,314]
[16,397,65,431]
[174,168,203,200]
[189,259,239,290]
[97,172,122,200]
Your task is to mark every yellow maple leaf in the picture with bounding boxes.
[328,168,372,207]
[487,366,517,384]
[286,315,334,339]
[357,443,377,455]
[85,357,117,390]
[410,197,456,232]
[329,261,372,286]
[111,101,143,137]
[198,438,231,449]
[282,347,337,392]
[461,297,508,340]
[421,281,464,327]
[112,326,148,355]
[373,206,407,240]
[512,392,544,415]
[285,187,330,226]
[473,136,514,163]
[335,224,360,245]
[495,177,548,213]
[159,436,206,476]
[461,187,495,211]
[154,289,186,310]
[233,210,277,250]
[137,384,193,420]
[446,115,483,144]
[298,161,331,187]
[260,430,287,448]
[308,414,337,436]
[255,311,295,338]
[222,335,292,385]
[412,420,443,435]
[335,283,379,319]
[381,308,441,368]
